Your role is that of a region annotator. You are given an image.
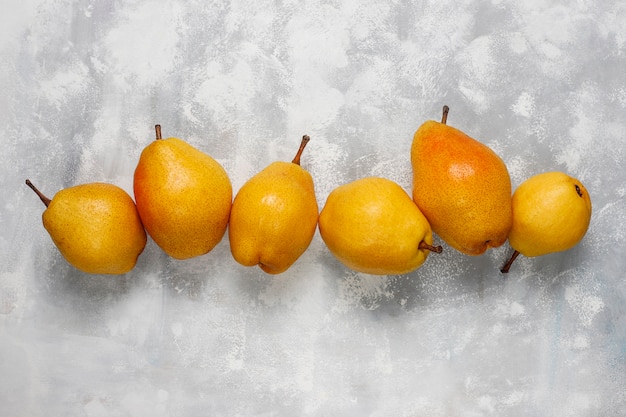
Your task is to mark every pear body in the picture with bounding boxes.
[319,177,436,275]
[228,161,318,274]
[133,137,232,260]
[411,119,512,255]
[42,183,147,274]
[508,171,592,257]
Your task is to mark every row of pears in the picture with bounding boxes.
[26,106,592,276]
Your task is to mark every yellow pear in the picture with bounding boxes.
[500,171,592,273]
[228,135,318,274]
[133,125,232,260]
[318,177,442,275]
[25,179,146,274]
[411,105,513,255]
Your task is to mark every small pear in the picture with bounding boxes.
[501,171,592,273]
[318,177,442,275]
[25,179,147,274]
[411,106,513,255]
[133,125,232,260]
[228,135,319,274]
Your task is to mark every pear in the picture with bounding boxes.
[133,125,232,260]
[411,105,513,255]
[500,171,592,273]
[228,135,319,274]
[318,177,442,275]
[25,179,147,274]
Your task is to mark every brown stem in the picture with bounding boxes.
[155,124,162,140]
[441,105,449,125]
[25,179,51,207]
[419,241,443,253]
[500,250,520,273]
[291,135,310,165]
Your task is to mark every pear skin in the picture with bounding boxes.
[26,180,147,274]
[133,126,232,260]
[411,106,513,255]
[318,177,442,275]
[228,135,319,274]
[501,171,592,273]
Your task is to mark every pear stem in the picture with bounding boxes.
[155,124,162,140]
[291,135,311,165]
[25,179,51,207]
[419,241,443,253]
[441,105,449,124]
[500,250,520,273]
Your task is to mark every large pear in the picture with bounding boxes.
[411,106,513,255]
[133,125,232,260]
[318,177,441,275]
[228,135,318,274]
[26,179,147,274]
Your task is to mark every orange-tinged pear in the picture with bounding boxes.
[411,106,513,255]
[133,125,232,260]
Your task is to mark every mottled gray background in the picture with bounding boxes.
[1,0,625,416]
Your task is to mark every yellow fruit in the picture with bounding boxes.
[133,125,232,260]
[319,177,441,275]
[411,106,513,255]
[26,179,146,274]
[228,135,319,274]
[501,171,592,273]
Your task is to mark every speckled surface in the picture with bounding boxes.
[1,0,625,415]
